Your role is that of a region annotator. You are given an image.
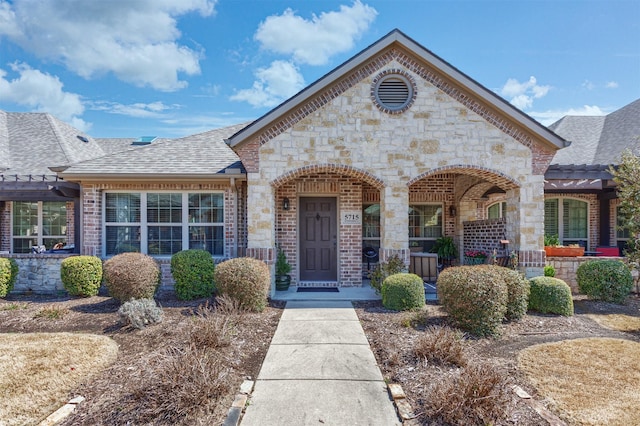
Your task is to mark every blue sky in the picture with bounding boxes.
[1,0,638,138]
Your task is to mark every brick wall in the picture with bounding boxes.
[0,202,9,252]
[463,218,508,257]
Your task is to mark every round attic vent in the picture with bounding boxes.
[372,70,416,114]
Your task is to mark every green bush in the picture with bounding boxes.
[60,256,103,297]
[0,258,18,298]
[214,257,270,312]
[118,298,164,329]
[104,252,160,302]
[528,277,574,316]
[170,250,215,300]
[544,265,555,277]
[437,266,508,337]
[369,254,406,295]
[577,259,633,304]
[491,266,530,321]
[381,273,425,311]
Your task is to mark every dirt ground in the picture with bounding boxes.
[1,292,639,425]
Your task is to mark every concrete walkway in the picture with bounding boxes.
[240,300,401,426]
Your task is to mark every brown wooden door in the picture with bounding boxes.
[299,197,337,281]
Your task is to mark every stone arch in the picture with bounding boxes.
[408,164,520,190]
[271,163,385,189]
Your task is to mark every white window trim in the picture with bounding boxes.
[408,203,444,242]
[545,197,590,247]
[10,201,68,253]
[103,190,225,258]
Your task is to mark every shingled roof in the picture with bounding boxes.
[58,122,249,180]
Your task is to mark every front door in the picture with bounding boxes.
[299,197,337,282]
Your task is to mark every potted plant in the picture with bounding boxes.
[275,246,292,291]
[431,236,457,262]
[464,249,488,265]
[544,234,585,257]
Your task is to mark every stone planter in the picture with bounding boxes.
[544,246,585,257]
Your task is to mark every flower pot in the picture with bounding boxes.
[464,256,487,265]
[544,246,585,257]
[275,274,291,291]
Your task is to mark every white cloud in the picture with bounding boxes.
[255,1,377,66]
[91,101,177,118]
[230,60,305,108]
[500,76,550,110]
[531,105,608,126]
[0,63,90,131]
[0,0,215,91]
[605,81,619,89]
[582,80,595,90]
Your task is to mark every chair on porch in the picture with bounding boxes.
[409,252,439,284]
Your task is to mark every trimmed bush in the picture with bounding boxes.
[170,249,215,300]
[60,255,103,297]
[528,277,574,316]
[369,254,406,295]
[104,252,160,302]
[214,257,270,312]
[118,298,164,329]
[0,258,18,298]
[577,259,633,304]
[544,265,555,277]
[492,266,530,321]
[437,266,508,337]
[381,273,425,311]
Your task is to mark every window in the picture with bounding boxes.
[616,206,631,241]
[12,201,67,253]
[544,198,588,246]
[409,204,443,251]
[362,204,381,254]
[104,192,224,256]
[488,201,507,219]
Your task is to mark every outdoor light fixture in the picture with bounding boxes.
[449,205,456,217]
[283,197,290,210]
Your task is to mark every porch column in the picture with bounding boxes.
[380,184,409,265]
[507,175,545,277]
[245,173,276,296]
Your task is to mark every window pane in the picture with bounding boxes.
[189,193,223,223]
[544,199,559,237]
[563,199,587,239]
[13,201,38,236]
[363,204,380,238]
[148,225,182,255]
[42,202,67,237]
[106,226,141,255]
[488,203,501,219]
[147,193,182,223]
[408,205,442,239]
[106,193,140,223]
[617,206,631,239]
[12,237,37,254]
[189,226,223,255]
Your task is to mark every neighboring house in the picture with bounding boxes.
[9,29,638,294]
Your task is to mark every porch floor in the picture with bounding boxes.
[272,280,380,301]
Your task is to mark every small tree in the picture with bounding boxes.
[610,149,640,291]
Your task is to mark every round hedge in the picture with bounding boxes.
[0,258,19,298]
[214,257,270,312]
[170,249,215,300]
[437,266,508,337]
[381,273,425,311]
[577,259,633,304]
[104,252,160,302]
[491,266,530,322]
[61,256,103,297]
[528,276,573,316]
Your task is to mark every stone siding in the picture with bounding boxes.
[3,254,72,294]
[547,256,625,293]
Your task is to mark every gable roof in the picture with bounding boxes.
[226,29,566,151]
[549,98,640,167]
[0,110,104,179]
[57,123,248,180]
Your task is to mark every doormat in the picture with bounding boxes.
[297,287,339,293]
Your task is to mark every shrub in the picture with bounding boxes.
[426,362,512,425]
[528,277,574,316]
[0,258,18,298]
[381,273,425,311]
[60,255,103,297]
[118,298,164,329]
[544,265,555,277]
[369,254,406,295]
[103,252,160,302]
[414,326,467,367]
[170,249,215,300]
[437,266,508,337]
[214,257,270,312]
[577,259,633,304]
[493,266,530,322]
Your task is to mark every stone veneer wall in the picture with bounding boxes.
[2,254,73,294]
[547,256,626,293]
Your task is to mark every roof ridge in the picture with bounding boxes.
[44,113,73,165]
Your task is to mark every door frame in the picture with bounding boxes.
[297,195,339,284]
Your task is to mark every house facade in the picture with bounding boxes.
[3,29,637,295]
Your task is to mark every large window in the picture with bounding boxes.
[409,204,443,251]
[105,192,224,256]
[12,201,67,253]
[544,198,588,246]
[362,204,381,254]
[616,205,630,240]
